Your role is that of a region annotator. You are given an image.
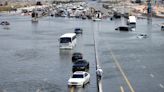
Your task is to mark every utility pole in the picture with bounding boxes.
[147,0,152,21]
[147,0,152,24]
[147,0,152,16]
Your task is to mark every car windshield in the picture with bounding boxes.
[75,60,86,64]
[60,37,71,43]
[72,74,84,78]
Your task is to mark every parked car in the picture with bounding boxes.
[123,13,129,19]
[72,52,83,62]
[113,12,121,18]
[72,59,89,72]
[102,4,112,9]
[82,16,87,20]
[131,0,141,3]
[110,12,121,20]
[115,26,132,31]
[74,28,83,34]
[68,71,90,87]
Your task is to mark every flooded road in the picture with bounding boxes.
[0,13,164,92]
[0,15,97,92]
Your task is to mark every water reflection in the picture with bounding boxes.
[59,50,73,61]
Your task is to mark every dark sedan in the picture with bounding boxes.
[115,26,132,31]
[72,59,89,72]
[74,28,83,34]
[72,52,83,62]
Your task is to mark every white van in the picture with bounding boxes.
[59,33,76,49]
[127,16,136,26]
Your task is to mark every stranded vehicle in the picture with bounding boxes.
[72,59,89,72]
[59,33,76,49]
[68,71,90,87]
[72,52,83,62]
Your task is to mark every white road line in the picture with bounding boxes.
[120,86,124,92]
[49,69,54,72]
[36,88,42,92]
[43,78,48,82]
[141,65,146,69]
[110,50,135,92]
[159,84,164,89]
[99,80,103,92]
[136,60,141,63]
[150,74,154,78]
[3,89,7,92]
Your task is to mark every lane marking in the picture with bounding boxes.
[98,80,103,92]
[3,89,7,92]
[36,88,42,92]
[141,65,146,69]
[43,78,48,82]
[70,86,74,92]
[150,74,154,78]
[109,49,135,92]
[112,65,116,68]
[120,86,124,92]
[136,60,141,63]
[159,84,164,89]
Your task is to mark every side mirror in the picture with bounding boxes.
[115,28,118,30]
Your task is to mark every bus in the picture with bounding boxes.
[59,33,77,49]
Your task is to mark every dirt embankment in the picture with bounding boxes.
[131,3,164,18]
[0,2,31,12]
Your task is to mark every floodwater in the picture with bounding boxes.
[0,13,164,92]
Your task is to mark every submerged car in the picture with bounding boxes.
[137,33,148,39]
[68,71,90,87]
[72,52,83,62]
[72,59,89,72]
[113,12,121,19]
[115,26,132,31]
[74,28,83,34]
[0,21,10,25]
[161,25,164,31]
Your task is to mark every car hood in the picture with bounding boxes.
[68,78,85,83]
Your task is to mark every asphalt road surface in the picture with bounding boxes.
[0,13,164,92]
